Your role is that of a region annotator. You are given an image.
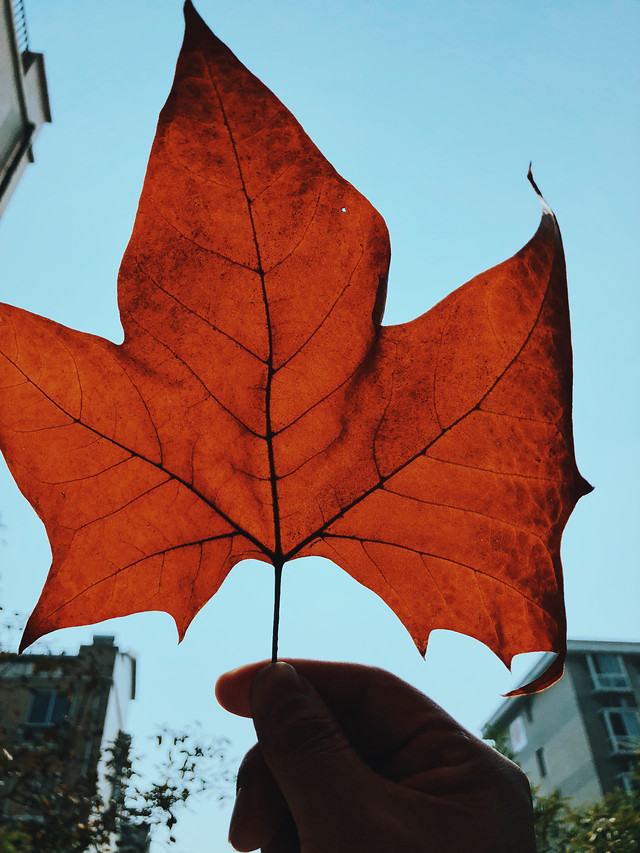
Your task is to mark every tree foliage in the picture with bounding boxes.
[485,726,640,852]
[0,619,232,852]
[0,707,231,853]
[533,782,640,852]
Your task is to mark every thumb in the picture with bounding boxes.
[251,662,372,833]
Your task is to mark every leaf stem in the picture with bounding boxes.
[271,560,284,663]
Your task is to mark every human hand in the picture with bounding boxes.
[215,661,536,852]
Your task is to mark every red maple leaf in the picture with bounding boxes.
[0,2,590,693]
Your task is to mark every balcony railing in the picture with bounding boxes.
[592,672,632,692]
[11,0,30,53]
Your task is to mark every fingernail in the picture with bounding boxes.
[251,662,306,710]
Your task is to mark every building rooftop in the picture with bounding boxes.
[485,640,640,730]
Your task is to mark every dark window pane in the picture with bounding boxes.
[595,655,623,675]
[535,747,547,778]
[622,711,640,738]
[27,690,52,724]
[611,712,626,736]
[52,693,70,723]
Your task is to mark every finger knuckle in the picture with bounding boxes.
[269,697,345,757]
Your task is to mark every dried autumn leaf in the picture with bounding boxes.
[0,2,590,693]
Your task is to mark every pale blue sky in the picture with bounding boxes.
[1,1,638,849]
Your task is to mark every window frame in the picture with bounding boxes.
[24,689,71,728]
[586,653,632,692]
[601,707,640,755]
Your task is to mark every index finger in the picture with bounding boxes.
[216,659,481,781]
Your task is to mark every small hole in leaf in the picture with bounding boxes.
[341,207,347,212]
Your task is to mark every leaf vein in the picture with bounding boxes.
[3,353,270,557]
[276,242,366,373]
[322,533,550,612]
[126,313,265,440]
[288,266,556,557]
[153,206,258,272]
[135,258,266,364]
[44,534,237,619]
[382,487,546,544]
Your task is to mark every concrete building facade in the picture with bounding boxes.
[484,640,640,804]
[0,634,146,850]
[0,0,51,218]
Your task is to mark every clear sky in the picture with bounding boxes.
[1,1,638,849]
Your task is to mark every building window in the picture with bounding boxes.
[587,653,632,692]
[617,771,636,794]
[523,697,534,723]
[535,747,548,778]
[25,690,70,727]
[600,692,637,709]
[602,708,640,754]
